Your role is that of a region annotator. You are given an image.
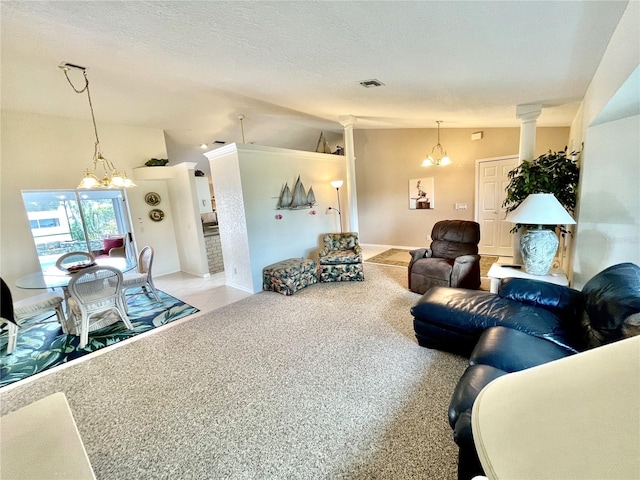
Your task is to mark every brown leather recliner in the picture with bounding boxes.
[408,220,481,294]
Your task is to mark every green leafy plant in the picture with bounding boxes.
[145,158,169,166]
[503,146,580,234]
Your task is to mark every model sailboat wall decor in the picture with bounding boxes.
[277,175,316,209]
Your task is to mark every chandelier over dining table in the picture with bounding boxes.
[59,62,136,189]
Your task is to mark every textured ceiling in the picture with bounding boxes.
[0,0,630,150]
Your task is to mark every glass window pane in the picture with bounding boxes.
[21,190,84,270]
[21,189,133,271]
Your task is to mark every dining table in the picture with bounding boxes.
[15,257,137,334]
[15,257,137,290]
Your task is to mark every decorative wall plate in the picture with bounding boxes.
[149,209,165,222]
[145,192,161,206]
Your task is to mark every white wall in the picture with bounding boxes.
[568,1,640,288]
[0,110,179,299]
[207,144,347,293]
[167,163,210,277]
[577,1,639,133]
[131,163,209,277]
[206,147,252,291]
[126,179,181,276]
[572,115,640,286]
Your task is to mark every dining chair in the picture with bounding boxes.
[1,277,65,355]
[122,246,162,310]
[104,234,129,259]
[67,266,132,348]
[55,251,95,270]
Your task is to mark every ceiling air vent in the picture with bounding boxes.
[359,79,385,88]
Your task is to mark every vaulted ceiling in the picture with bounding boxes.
[1,1,630,153]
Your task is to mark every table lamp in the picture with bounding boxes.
[505,193,576,275]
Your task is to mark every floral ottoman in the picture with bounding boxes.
[263,258,318,296]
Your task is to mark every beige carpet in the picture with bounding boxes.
[367,249,497,289]
[365,248,498,277]
[365,248,414,267]
[0,264,467,479]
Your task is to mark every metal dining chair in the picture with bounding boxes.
[67,266,132,348]
[1,277,65,355]
[122,246,162,310]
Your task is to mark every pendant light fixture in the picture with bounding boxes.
[421,120,452,167]
[59,62,136,189]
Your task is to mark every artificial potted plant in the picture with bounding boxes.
[502,147,581,267]
[503,147,580,230]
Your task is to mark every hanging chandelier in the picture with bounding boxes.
[59,62,136,189]
[421,120,452,167]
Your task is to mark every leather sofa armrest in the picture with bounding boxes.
[498,277,584,319]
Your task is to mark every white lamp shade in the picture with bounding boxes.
[330,180,344,189]
[421,157,434,167]
[505,193,576,225]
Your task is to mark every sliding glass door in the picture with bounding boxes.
[21,190,134,270]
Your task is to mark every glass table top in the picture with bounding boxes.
[15,257,137,290]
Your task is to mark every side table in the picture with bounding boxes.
[487,263,568,294]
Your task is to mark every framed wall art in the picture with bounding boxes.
[409,177,435,209]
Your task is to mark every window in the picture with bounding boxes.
[21,190,134,270]
[29,218,61,230]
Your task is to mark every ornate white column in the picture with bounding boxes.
[516,104,542,161]
[339,115,359,233]
[513,104,542,263]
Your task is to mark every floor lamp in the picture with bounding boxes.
[328,180,343,232]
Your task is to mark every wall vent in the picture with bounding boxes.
[359,79,385,88]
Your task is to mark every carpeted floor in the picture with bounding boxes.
[0,289,199,388]
[0,264,468,479]
[366,249,497,291]
[365,248,414,267]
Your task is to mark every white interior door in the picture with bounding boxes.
[476,156,519,257]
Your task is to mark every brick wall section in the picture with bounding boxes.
[204,234,224,274]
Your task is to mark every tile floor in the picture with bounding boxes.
[153,271,252,313]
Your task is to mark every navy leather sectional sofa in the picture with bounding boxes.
[410,262,640,479]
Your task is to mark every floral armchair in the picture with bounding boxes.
[318,232,364,282]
